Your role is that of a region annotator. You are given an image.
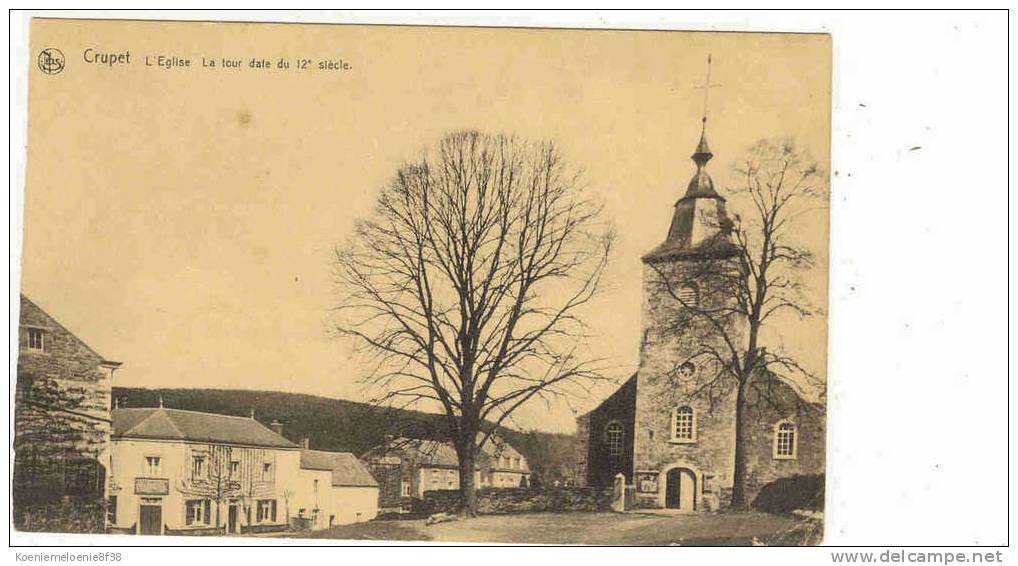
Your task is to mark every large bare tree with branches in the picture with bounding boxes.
[649,138,825,509]
[333,130,614,515]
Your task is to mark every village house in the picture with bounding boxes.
[14,294,121,532]
[109,405,379,535]
[296,449,379,528]
[576,123,825,511]
[109,406,300,535]
[363,436,531,513]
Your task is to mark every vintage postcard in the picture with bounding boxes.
[14,17,830,545]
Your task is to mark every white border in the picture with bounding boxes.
[6,8,1011,560]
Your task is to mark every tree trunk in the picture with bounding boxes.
[456,435,478,517]
[730,379,750,510]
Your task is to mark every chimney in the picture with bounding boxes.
[269,419,284,437]
[301,437,310,449]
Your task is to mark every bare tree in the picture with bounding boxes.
[177,444,240,531]
[333,130,614,515]
[648,138,825,509]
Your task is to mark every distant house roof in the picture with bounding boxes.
[300,449,379,488]
[112,407,298,449]
[368,436,530,473]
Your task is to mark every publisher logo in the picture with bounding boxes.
[38,48,65,75]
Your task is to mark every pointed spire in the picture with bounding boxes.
[684,55,720,200]
[692,54,718,166]
[644,54,733,262]
[692,123,713,166]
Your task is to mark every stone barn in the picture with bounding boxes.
[13,294,121,531]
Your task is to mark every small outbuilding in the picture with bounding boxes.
[298,449,379,529]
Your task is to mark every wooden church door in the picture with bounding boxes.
[665,468,696,510]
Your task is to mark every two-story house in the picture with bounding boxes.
[363,435,531,512]
[109,406,303,535]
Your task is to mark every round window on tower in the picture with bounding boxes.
[678,362,696,380]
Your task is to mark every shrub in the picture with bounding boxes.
[752,474,824,515]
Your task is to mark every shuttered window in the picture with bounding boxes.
[185,499,211,526]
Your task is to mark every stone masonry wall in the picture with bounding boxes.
[581,376,636,487]
[633,259,744,508]
[632,258,826,509]
[423,487,613,515]
[741,382,826,502]
[14,296,113,531]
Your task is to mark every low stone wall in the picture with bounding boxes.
[14,498,107,533]
[240,523,288,534]
[423,487,613,515]
[165,526,226,537]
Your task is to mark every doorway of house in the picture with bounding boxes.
[228,504,239,534]
[664,467,697,510]
[138,504,162,535]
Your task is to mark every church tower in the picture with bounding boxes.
[630,56,745,510]
[578,57,826,512]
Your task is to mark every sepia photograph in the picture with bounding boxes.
[7,9,1009,562]
[14,16,830,546]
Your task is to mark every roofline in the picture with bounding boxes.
[577,373,639,419]
[113,407,299,449]
[641,245,739,264]
[300,465,335,472]
[19,293,114,363]
[676,192,725,205]
[111,434,300,450]
[115,406,262,421]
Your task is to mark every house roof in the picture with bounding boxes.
[388,438,460,468]
[370,436,530,472]
[112,407,298,449]
[301,449,379,488]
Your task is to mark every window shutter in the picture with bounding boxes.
[203,499,211,525]
[271,500,277,522]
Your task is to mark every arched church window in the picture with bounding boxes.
[773,420,798,460]
[605,421,623,457]
[677,283,700,307]
[671,406,696,443]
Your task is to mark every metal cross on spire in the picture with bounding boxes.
[693,54,722,128]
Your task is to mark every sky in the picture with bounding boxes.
[21,20,830,433]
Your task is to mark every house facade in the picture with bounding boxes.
[577,125,825,511]
[363,436,531,512]
[109,406,304,535]
[296,449,379,528]
[13,294,121,532]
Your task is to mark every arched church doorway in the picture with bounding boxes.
[664,467,696,510]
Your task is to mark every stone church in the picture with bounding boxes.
[576,122,825,511]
